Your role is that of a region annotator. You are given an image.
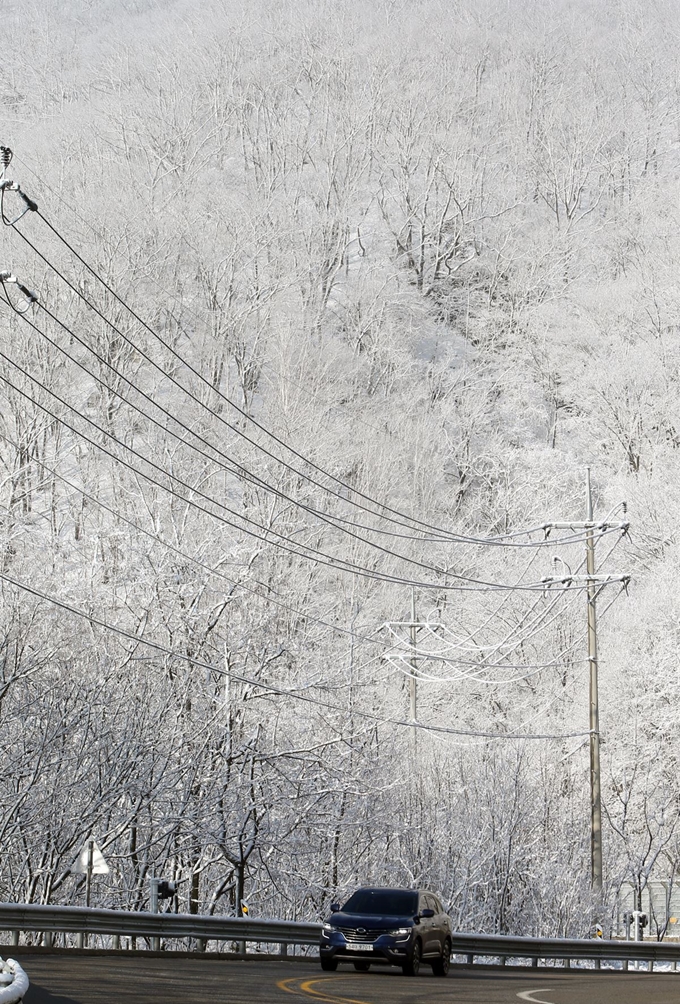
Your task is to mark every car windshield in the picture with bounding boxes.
[341,889,418,916]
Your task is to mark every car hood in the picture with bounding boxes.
[327,911,415,929]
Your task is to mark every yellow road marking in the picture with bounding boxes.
[277,975,374,1004]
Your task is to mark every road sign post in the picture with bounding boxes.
[71,838,109,947]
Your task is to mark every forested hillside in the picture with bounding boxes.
[0,0,678,938]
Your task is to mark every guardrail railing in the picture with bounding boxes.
[0,903,679,972]
[0,903,318,955]
[448,931,680,972]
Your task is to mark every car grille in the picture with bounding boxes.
[337,926,391,942]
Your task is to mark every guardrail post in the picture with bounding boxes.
[112,935,120,950]
[595,958,601,970]
[77,933,84,949]
[11,931,18,947]
[280,942,288,957]
[466,953,473,965]
[622,958,628,971]
[647,960,653,972]
[499,956,506,966]
[531,957,538,968]
[197,938,206,952]
[43,932,52,948]
[564,958,570,968]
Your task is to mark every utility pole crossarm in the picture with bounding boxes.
[541,574,631,586]
[543,521,629,531]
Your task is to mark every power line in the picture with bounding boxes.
[383,586,585,685]
[0,569,594,741]
[0,341,579,593]
[26,298,625,581]
[1,416,620,740]
[0,151,632,751]
[0,315,620,678]
[11,219,495,543]
[1,413,596,670]
[382,532,626,674]
[5,226,628,555]
[380,530,628,685]
[0,428,398,652]
[0,168,618,548]
[20,298,532,583]
[1,419,595,683]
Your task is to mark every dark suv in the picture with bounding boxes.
[319,887,452,976]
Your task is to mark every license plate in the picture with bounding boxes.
[347,943,373,951]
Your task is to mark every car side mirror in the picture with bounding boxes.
[420,908,435,918]
[330,902,340,912]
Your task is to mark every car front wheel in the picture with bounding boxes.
[402,938,422,976]
[354,961,370,972]
[432,937,451,977]
[320,957,338,971]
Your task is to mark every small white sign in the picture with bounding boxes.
[72,838,110,875]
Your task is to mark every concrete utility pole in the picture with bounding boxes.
[543,470,630,890]
[382,590,428,744]
[409,587,417,723]
[585,468,603,891]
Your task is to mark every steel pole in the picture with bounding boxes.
[79,839,94,949]
[85,840,93,908]
[150,877,160,951]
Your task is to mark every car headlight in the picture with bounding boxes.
[388,928,411,936]
[322,923,334,937]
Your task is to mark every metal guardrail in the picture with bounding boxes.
[0,960,29,1003]
[448,930,680,967]
[0,902,679,971]
[0,903,319,946]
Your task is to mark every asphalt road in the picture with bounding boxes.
[17,955,680,1004]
